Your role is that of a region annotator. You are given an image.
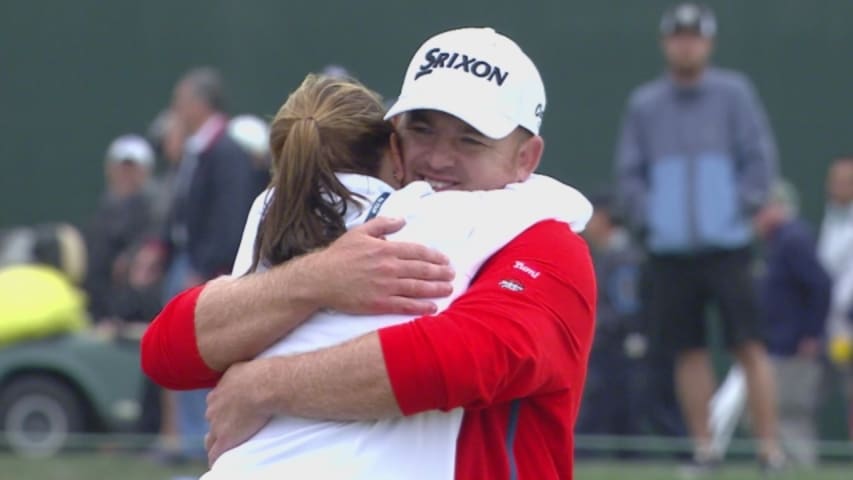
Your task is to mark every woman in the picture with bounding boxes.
[204,74,591,479]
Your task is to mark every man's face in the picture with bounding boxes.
[107,161,148,198]
[171,80,203,132]
[395,110,541,192]
[662,32,713,76]
[827,160,853,206]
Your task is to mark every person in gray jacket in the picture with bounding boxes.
[614,2,782,471]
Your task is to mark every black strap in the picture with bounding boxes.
[365,192,391,222]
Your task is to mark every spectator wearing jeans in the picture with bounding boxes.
[162,67,259,461]
[614,2,782,470]
[754,181,831,466]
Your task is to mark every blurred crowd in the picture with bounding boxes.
[575,2,853,472]
[0,0,851,471]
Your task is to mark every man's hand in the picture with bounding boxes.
[205,361,272,466]
[797,337,821,359]
[300,216,455,315]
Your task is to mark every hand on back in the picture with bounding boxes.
[301,216,454,316]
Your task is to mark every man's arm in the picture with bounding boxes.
[732,76,779,215]
[205,221,596,458]
[140,216,455,387]
[614,97,649,235]
[785,230,832,340]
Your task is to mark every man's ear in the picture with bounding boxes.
[389,132,405,183]
[515,134,544,182]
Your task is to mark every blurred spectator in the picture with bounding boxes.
[83,135,155,322]
[577,193,648,448]
[161,67,258,462]
[163,67,257,295]
[614,2,782,469]
[755,180,831,466]
[147,110,187,230]
[818,156,853,440]
[578,193,686,453]
[227,114,271,193]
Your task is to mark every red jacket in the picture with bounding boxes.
[141,220,596,480]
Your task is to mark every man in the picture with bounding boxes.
[142,28,596,479]
[754,181,831,466]
[84,134,155,322]
[164,67,258,294]
[818,157,853,440]
[161,67,260,461]
[576,193,648,451]
[614,3,782,470]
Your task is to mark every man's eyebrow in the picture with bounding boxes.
[408,110,431,124]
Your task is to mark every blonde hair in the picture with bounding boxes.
[251,74,393,271]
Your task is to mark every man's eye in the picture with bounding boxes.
[461,136,485,146]
[409,124,431,134]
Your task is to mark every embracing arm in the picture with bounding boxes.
[140,216,454,389]
[207,220,595,424]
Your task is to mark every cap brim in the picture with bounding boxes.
[385,92,517,140]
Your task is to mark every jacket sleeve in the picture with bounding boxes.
[191,145,256,278]
[140,285,222,390]
[784,228,832,338]
[378,221,596,414]
[614,96,649,234]
[731,76,779,215]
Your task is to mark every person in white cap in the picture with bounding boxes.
[227,114,272,194]
[143,28,595,480]
[83,134,155,322]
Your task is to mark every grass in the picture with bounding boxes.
[0,454,851,480]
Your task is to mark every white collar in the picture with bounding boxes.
[335,173,395,198]
[186,114,227,155]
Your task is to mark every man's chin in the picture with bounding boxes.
[671,63,704,79]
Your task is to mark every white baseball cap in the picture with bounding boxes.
[105,134,155,169]
[228,114,270,157]
[384,27,546,140]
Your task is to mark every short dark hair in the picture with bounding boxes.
[182,67,226,112]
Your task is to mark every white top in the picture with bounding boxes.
[203,173,592,480]
[818,203,853,339]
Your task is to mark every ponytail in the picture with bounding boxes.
[250,74,392,271]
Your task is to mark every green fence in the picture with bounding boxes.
[2,0,852,226]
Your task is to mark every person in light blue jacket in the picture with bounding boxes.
[614,2,783,472]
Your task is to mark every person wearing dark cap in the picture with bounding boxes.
[614,2,783,472]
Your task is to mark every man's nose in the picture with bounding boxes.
[423,141,456,171]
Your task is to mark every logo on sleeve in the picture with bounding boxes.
[513,261,540,279]
[499,279,525,292]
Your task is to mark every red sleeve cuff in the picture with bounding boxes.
[141,285,222,390]
[378,321,448,415]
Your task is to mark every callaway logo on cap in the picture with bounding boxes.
[385,27,546,140]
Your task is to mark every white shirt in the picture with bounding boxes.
[203,173,592,480]
[818,203,853,338]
